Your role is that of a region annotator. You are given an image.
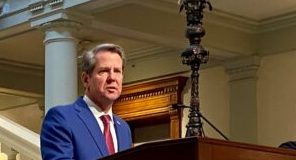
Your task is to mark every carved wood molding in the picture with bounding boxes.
[114,76,188,139]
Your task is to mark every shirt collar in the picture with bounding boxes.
[83,95,114,122]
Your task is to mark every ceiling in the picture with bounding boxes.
[2,0,296,65]
[1,0,296,110]
[210,0,296,21]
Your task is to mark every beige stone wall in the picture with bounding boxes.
[182,66,230,139]
[257,51,296,147]
[180,51,296,147]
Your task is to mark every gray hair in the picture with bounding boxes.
[81,43,126,74]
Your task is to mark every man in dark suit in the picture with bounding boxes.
[40,43,132,160]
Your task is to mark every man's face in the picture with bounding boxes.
[83,51,123,107]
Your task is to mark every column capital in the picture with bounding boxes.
[40,19,82,32]
[225,56,261,81]
[40,20,81,45]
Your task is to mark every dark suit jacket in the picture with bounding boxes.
[40,97,132,160]
[279,141,296,150]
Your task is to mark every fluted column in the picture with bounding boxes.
[225,56,260,143]
[41,20,81,113]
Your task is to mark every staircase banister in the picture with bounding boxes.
[0,115,41,160]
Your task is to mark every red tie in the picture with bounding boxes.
[100,115,115,155]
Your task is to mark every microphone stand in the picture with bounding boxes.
[173,104,229,140]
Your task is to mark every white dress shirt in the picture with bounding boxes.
[83,95,118,153]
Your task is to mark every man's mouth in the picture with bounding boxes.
[106,86,117,91]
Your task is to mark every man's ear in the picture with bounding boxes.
[81,72,89,89]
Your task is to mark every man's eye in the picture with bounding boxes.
[115,70,122,73]
[98,70,108,74]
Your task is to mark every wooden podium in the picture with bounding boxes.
[100,137,296,160]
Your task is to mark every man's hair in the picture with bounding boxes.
[81,43,126,74]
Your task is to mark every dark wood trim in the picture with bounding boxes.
[114,76,188,139]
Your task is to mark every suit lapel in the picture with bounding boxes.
[113,116,124,151]
[74,98,109,156]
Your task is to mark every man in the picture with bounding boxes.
[40,43,133,160]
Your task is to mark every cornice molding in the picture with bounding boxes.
[29,3,87,28]
[29,0,64,15]
[207,7,296,34]
[206,7,296,34]
[48,0,64,7]
[0,87,43,100]
[259,11,296,33]
[131,0,178,15]
[0,58,44,76]
[129,0,258,34]
[140,0,296,34]
[90,20,187,49]
[29,1,45,13]
[205,9,258,34]
[225,56,261,82]
[128,45,175,61]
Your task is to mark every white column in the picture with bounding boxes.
[42,20,81,113]
[225,56,260,143]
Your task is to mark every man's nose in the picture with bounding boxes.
[107,71,116,81]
